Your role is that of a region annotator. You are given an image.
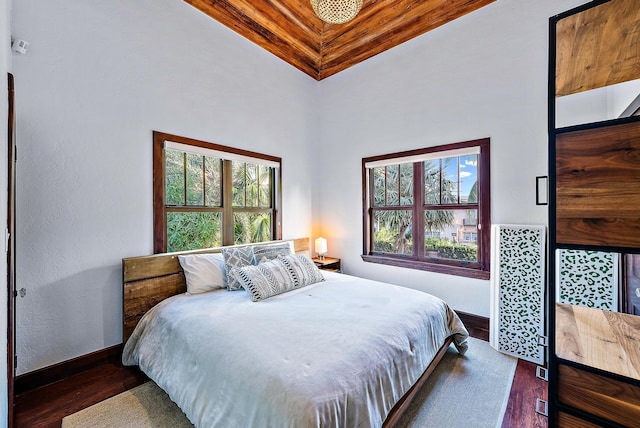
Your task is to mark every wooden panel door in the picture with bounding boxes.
[556,120,640,247]
[555,0,640,97]
[625,254,640,315]
[558,364,640,427]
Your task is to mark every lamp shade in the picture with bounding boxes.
[315,237,328,255]
[310,0,363,25]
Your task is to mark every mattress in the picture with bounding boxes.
[122,271,469,427]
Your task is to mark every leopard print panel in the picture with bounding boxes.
[557,249,618,311]
[494,225,545,364]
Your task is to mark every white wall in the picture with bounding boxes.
[556,78,640,127]
[312,0,589,317]
[609,79,640,118]
[12,0,316,374]
[1,0,11,423]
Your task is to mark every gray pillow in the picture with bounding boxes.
[221,246,256,291]
[252,242,293,264]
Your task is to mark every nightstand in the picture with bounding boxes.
[311,256,341,272]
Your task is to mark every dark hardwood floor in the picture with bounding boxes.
[14,336,547,427]
[502,360,548,428]
[15,363,148,428]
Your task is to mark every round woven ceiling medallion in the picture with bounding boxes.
[310,0,364,24]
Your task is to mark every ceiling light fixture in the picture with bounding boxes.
[310,0,363,24]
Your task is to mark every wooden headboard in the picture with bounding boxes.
[122,237,310,343]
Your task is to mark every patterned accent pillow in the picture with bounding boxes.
[252,242,293,264]
[278,254,325,288]
[231,254,325,301]
[230,258,295,302]
[221,246,256,291]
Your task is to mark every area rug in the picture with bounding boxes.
[62,337,516,428]
[395,337,517,427]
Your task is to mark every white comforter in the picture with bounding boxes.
[122,272,469,428]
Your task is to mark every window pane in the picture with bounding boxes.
[372,210,413,255]
[424,209,478,262]
[424,160,440,205]
[232,162,246,206]
[245,164,259,207]
[460,154,478,203]
[373,167,386,207]
[258,165,272,207]
[165,149,184,205]
[386,165,399,205]
[371,163,412,207]
[442,157,458,203]
[186,153,204,206]
[204,156,221,207]
[400,163,413,206]
[234,212,272,244]
[232,162,272,208]
[167,212,221,252]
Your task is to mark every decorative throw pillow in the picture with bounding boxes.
[178,253,226,294]
[278,254,325,287]
[230,257,295,302]
[221,246,256,291]
[252,242,293,264]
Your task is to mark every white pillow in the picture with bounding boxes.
[178,253,226,294]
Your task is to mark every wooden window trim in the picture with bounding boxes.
[361,138,491,279]
[153,131,282,254]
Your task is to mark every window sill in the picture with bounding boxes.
[361,254,490,280]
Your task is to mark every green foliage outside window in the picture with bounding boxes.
[234,212,272,245]
[374,227,413,255]
[425,237,478,261]
[232,162,271,208]
[165,148,275,251]
[167,212,222,252]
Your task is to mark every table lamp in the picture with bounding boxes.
[315,237,328,260]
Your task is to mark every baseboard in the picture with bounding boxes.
[456,310,490,341]
[15,344,123,396]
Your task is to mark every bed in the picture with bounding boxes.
[122,238,469,427]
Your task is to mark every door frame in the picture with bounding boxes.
[7,72,15,427]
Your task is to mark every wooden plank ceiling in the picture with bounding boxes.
[184,0,496,80]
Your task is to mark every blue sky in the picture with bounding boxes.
[459,155,478,198]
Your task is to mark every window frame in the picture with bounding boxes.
[153,131,282,253]
[361,138,490,280]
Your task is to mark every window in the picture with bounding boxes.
[153,132,282,253]
[362,138,490,279]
